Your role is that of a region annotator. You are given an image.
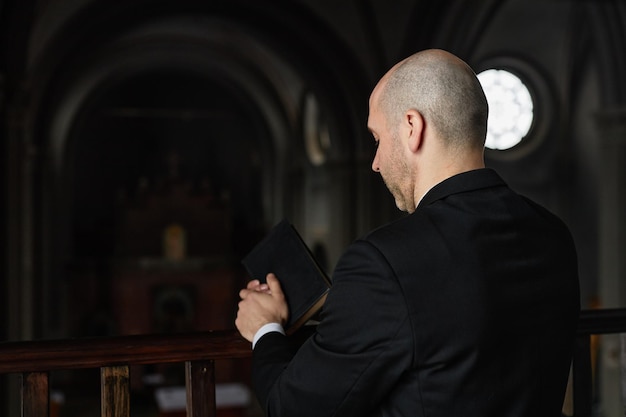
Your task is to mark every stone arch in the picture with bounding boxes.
[14,1,370,338]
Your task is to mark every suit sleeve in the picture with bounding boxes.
[252,239,413,417]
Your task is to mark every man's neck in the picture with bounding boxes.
[412,152,485,209]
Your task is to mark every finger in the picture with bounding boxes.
[239,288,251,300]
[246,280,271,293]
[266,273,284,296]
[246,279,261,290]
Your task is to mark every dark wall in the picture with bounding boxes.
[1,0,625,343]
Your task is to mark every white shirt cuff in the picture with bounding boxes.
[252,322,285,349]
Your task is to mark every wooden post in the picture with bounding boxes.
[186,360,216,417]
[101,366,130,417]
[21,372,49,417]
[572,335,592,417]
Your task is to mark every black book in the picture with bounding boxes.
[241,219,331,334]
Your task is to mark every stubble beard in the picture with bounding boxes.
[383,135,413,213]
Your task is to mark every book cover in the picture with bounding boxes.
[241,219,331,334]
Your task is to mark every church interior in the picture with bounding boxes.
[1,0,625,415]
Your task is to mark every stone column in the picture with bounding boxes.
[595,108,626,417]
[597,108,626,309]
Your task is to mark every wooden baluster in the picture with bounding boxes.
[186,360,216,417]
[101,365,130,417]
[621,334,626,417]
[22,372,49,417]
[573,335,592,417]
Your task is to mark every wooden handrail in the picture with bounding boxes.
[1,310,625,416]
[0,329,250,374]
[573,308,626,417]
[577,308,626,335]
[0,329,251,417]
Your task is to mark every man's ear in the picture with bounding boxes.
[405,109,424,153]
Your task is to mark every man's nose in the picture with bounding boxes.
[371,151,380,172]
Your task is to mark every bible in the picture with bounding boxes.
[241,219,331,334]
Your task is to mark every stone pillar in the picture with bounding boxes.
[595,108,626,417]
[597,108,626,309]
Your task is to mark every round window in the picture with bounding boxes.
[477,69,534,151]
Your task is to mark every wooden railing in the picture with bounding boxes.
[0,329,251,417]
[0,309,625,417]
[573,308,626,417]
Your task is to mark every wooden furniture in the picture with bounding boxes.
[0,308,624,417]
[572,308,626,417]
[0,330,251,417]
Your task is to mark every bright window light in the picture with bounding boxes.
[477,69,534,151]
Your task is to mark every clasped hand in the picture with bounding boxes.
[235,273,289,342]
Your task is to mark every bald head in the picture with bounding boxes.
[374,49,488,152]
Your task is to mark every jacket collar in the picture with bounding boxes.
[417,168,506,208]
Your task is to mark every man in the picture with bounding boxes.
[236,49,580,417]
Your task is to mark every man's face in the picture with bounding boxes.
[368,99,413,212]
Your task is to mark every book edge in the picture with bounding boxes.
[285,291,329,335]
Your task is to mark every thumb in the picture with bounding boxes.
[266,273,284,297]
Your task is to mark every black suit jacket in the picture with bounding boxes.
[252,168,580,417]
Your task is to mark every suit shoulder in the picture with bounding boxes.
[520,196,575,239]
[362,214,431,255]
